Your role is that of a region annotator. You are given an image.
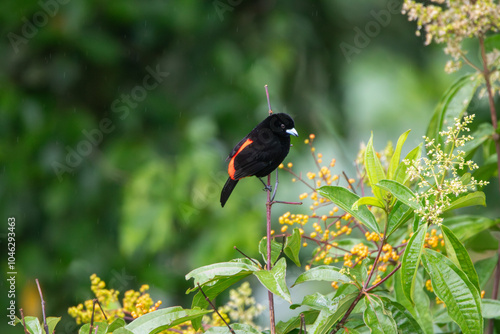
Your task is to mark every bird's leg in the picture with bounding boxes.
[259,178,272,192]
[271,170,279,201]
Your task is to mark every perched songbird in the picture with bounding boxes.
[220,113,298,207]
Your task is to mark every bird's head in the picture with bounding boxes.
[269,113,298,137]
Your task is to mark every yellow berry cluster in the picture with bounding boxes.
[425,279,433,292]
[68,274,123,324]
[279,211,309,226]
[365,231,381,242]
[425,229,444,249]
[380,244,400,262]
[123,285,162,319]
[343,243,370,267]
[314,244,336,265]
[68,275,162,326]
[372,275,382,285]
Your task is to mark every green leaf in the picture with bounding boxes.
[254,258,291,303]
[380,297,424,334]
[124,307,211,334]
[413,273,435,334]
[443,215,500,242]
[441,224,480,291]
[190,272,250,315]
[386,201,414,238]
[365,132,387,202]
[276,310,319,334]
[47,317,62,334]
[204,323,262,334]
[388,129,411,180]
[426,74,480,153]
[394,270,434,334]
[421,249,483,334]
[185,258,259,288]
[482,299,500,319]
[307,293,359,334]
[376,179,420,210]
[293,265,351,287]
[401,223,427,303]
[443,192,486,212]
[113,327,134,334]
[22,316,42,334]
[484,33,500,52]
[348,261,368,286]
[461,123,495,156]
[108,318,127,332]
[259,237,282,266]
[284,228,302,267]
[363,295,398,334]
[394,143,422,185]
[475,254,499,289]
[352,196,385,210]
[79,322,108,334]
[318,186,380,234]
[393,270,416,317]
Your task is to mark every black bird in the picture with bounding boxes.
[220,113,298,207]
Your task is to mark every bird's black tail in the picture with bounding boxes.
[221,178,239,207]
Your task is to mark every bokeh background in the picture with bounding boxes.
[1,0,497,333]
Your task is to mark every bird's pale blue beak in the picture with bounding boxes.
[286,128,299,137]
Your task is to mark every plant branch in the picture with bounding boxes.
[233,246,261,268]
[329,290,365,334]
[197,283,235,334]
[266,173,276,334]
[330,222,391,333]
[479,36,500,193]
[365,263,402,293]
[283,168,317,191]
[19,309,29,334]
[35,279,49,334]
[265,85,273,115]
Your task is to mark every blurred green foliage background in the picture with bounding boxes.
[1,0,496,332]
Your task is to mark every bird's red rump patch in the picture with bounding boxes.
[228,138,253,180]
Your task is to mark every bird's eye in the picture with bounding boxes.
[281,124,285,129]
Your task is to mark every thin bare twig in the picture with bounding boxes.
[342,171,356,195]
[478,35,500,334]
[265,85,273,115]
[300,313,305,334]
[234,246,261,267]
[266,173,276,334]
[19,309,30,334]
[35,279,49,334]
[89,299,108,334]
[271,200,302,205]
[366,263,402,293]
[197,284,235,334]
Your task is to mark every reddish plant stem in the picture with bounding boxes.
[330,223,390,333]
[266,173,276,334]
[35,279,49,334]
[479,36,500,192]
[478,35,500,334]
[197,283,235,334]
[19,309,29,334]
[365,263,402,293]
[283,168,316,191]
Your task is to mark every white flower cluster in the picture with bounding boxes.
[404,114,489,224]
[218,282,265,328]
[402,0,500,74]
